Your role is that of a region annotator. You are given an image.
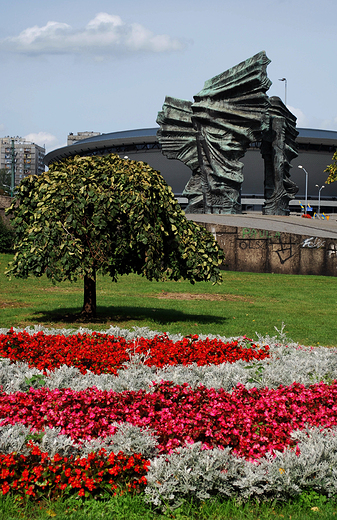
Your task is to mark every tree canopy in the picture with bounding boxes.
[6,154,224,317]
[325,151,337,184]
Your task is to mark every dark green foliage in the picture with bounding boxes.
[0,216,14,253]
[6,155,224,313]
[0,169,11,196]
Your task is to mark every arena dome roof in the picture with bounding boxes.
[45,127,337,167]
[44,127,337,211]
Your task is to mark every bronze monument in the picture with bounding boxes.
[157,51,298,215]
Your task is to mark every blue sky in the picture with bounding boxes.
[1,0,336,152]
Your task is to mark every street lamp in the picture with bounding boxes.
[315,184,325,215]
[279,78,287,106]
[298,165,308,214]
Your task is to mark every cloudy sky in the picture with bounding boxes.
[1,0,336,151]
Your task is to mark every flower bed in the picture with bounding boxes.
[0,443,148,500]
[0,325,336,508]
[0,329,270,374]
[2,382,337,459]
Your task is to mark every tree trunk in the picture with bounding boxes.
[82,272,96,319]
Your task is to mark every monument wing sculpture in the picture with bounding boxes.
[156,97,204,213]
[157,51,298,215]
[191,51,271,213]
[261,97,299,215]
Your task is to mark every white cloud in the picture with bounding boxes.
[287,108,337,132]
[24,132,59,150]
[287,105,311,128]
[86,13,123,30]
[0,13,185,56]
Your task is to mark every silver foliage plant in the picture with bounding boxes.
[0,325,336,393]
[1,346,337,394]
[144,427,337,509]
[1,324,337,506]
[0,325,170,341]
[0,422,159,459]
[1,422,337,507]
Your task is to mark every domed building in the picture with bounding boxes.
[45,127,337,214]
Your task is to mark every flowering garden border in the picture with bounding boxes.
[0,326,336,508]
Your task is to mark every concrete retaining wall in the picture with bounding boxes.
[200,222,337,277]
[2,195,337,276]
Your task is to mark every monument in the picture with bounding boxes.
[157,51,299,215]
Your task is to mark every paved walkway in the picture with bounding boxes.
[186,213,337,239]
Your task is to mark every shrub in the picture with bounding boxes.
[0,216,14,253]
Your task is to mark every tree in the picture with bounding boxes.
[0,169,11,196]
[0,216,14,253]
[325,151,337,184]
[6,154,224,318]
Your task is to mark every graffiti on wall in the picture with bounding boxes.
[239,240,265,250]
[240,227,297,264]
[241,228,281,240]
[237,227,337,269]
[327,243,337,258]
[274,236,297,264]
[301,237,325,249]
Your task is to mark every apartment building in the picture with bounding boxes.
[67,131,101,146]
[0,137,45,186]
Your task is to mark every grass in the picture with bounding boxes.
[0,253,336,346]
[1,492,337,519]
[1,252,337,518]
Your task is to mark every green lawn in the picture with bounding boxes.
[1,253,336,346]
[1,491,336,519]
[1,252,337,517]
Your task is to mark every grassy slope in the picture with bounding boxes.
[1,253,336,345]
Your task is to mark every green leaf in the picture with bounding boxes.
[6,152,224,305]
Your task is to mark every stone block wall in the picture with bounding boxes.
[201,222,337,277]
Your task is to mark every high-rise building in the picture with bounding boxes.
[67,131,101,146]
[0,137,45,186]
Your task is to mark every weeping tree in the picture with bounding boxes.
[6,154,224,318]
[325,151,337,184]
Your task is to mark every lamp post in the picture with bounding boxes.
[298,165,308,214]
[315,184,325,215]
[279,77,287,106]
